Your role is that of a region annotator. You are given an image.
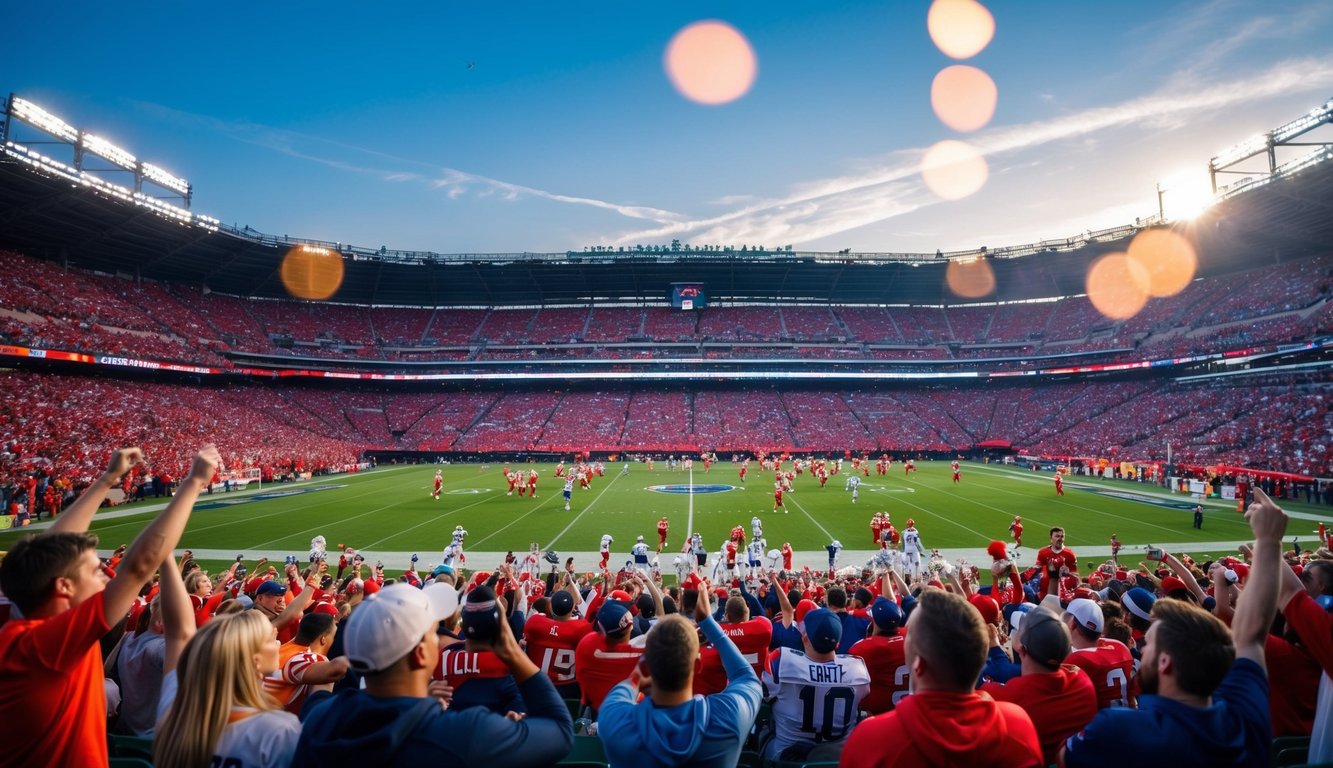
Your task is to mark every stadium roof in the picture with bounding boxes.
[1,138,1330,307]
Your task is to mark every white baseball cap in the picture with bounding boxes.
[344,583,459,673]
[1064,597,1105,634]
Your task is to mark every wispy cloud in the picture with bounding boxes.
[605,55,1333,247]
[131,101,686,225]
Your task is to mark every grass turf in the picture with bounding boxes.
[6,461,1327,574]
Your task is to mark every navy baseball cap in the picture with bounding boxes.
[800,607,843,653]
[870,597,903,631]
[550,590,575,617]
[597,601,632,635]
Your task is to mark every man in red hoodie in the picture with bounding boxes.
[839,588,1043,768]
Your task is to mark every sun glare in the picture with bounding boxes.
[664,20,758,105]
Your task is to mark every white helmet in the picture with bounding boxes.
[637,535,645,542]
[832,540,842,548]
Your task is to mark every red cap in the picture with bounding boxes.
[244,576,266,595]
[312,602,339,616]
[610,589,633,602]
[1232,563,1250,581]
[1115,569,1129,581]
[361,579,381,596]
[794,599,819,623]
[968,594,1000,625]
[1160,576,1188,595]
[1074,586,1096,600]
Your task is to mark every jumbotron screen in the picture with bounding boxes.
[669,282,706,310]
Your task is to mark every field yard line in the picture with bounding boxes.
[890,487,994,543]
[245,493,419,549]
[542,472,625,551]
[786,496,835,543]
[360,490,521,551]
[687,465,695,539]
[463,493,562,550]
[82,472,411,539]
[962,473,1205,538]
[896,473,1061,533]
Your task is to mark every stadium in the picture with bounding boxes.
[1,5,1332,766]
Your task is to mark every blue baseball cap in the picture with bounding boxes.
[870,597,903,631]
[800,607,843,653]
[254,580,286,598]
[596,601,633,635]
[1122,587,1157,622]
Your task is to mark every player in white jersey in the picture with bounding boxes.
[599,533,614,570]
[825,540,843,573]
[846,474,860,503]
[442,541,463,567]
[762,608,871,761]
[672,554,690,583]
[630,536,651,573]
[901,518,925,577]
[746,538,765,575]
[562,475,575,511]
[751,515,763,542]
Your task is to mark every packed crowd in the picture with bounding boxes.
[0,250,1327,367]
[2,447,1330,768]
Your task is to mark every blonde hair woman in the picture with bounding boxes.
[155,610,300,768]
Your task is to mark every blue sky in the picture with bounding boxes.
[4,1,1332,254]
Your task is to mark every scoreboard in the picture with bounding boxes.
[669,283,706,310]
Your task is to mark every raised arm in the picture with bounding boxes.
[1230,488,1287,668]
[50,448,143,534]
[157,555,195,675]
[770,571,794,628]
[1162,551,1208,604]
[102,446,219,626]
[274,561,325,629]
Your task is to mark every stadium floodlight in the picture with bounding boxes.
[81,133,137,170]
[1271,99,1333,143]
[141,162,190,196]
[1210,133,1269,169]
[9,96,79,142]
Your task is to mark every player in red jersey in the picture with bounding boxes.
[554,460,566,478]
[871,513,884,546]
[656,516,670,553]
[738,461,748,483]
[505,470,518,496]
[951,459,961,484]
[730,525,746,545]
[1054,471,1065,496]
[1061,598,1136,709]
[773,481,785,513]
[781,542,794,571]
[904,458,915,474]
[432,469,443,501]
[527,469,538,498]
[1109,533,1122,563]
[1009,516,1023,549]
[1035,527,1077,598]
[523,587,594,698]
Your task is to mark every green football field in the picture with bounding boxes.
[5,460,1328,578]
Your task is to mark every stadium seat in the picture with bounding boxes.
[109,734,154,761]
[560,735,609,767]
[1274,735,1312,767]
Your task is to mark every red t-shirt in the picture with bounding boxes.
[1036,546,1077,593]
[574,631,644,711]
[0,591,111,768]
[849,631,909,715]
[695,617,773,694]
[981,665,1098,765]
[840,689,1043,768]
[1064,638,1135,709]
[1265,633,1319,737]
[523,613,593,690]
